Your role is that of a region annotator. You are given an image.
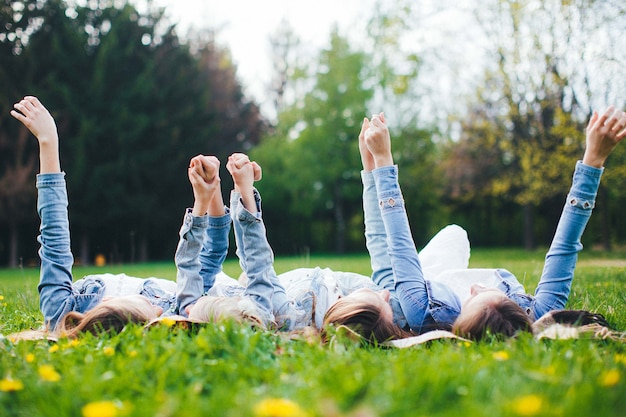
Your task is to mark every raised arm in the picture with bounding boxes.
[365,113,433,331]
[534,107,626,317]
[11,97,75,329]
[227,154,274,324]
[176,155,223,316]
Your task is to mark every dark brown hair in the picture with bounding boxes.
[452,297,533,341]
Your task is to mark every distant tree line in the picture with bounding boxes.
[1,0,625,267]
[0,0,264,266]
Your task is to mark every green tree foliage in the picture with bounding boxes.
[443,0,625,248]
[253,29,373,254]
[0,0,264,266]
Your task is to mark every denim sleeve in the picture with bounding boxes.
[175,209,210,316]
[533,161,603,318]
[361,171,395,292]
[36,173,76,329]
[232,191,275,326]
[231,190,295,328]
[372,165,431,331]
[199,208,231,293]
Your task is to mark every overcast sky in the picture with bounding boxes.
[146,0,369,116]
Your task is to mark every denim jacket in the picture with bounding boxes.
[372,161,602,333]
[36,173,177,331]
[226,189,403,331]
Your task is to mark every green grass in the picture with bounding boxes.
[1,249,625,417]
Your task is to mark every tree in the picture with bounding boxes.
[444,0,625,248]
[253,29,373,253]
[0,0,265,265]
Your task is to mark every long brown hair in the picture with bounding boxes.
[452,298,532,340]
[56,300,156,338]
[322,298,413,343]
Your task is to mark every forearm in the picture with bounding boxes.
[362,171,395,291]
[534,161,603,317]
[175,210,209,316]
[198,211,231,293]
[372,166,430,328]
[234,193,275,324]
[36,173,75,327]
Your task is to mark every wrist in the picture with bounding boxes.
[374,154,394,168]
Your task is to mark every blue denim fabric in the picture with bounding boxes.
[532,161,603,317]
[229,190,276,325]
[227,189,398,330]
[36,173,177,330]
[176,209,231,316]
[37,173,102,330]
[362,171,408,329]
[372,161,602,333]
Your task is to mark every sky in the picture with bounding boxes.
[147,0,369,117]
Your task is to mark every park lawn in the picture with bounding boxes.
[0,249,625,417]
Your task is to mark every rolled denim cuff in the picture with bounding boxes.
[567,161,604,210]
[181,208,209,232]
[361,170,375,187]
[36,172,66,188]
[372,165,405,209]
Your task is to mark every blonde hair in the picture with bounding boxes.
[452,298,532,340]
[188,296,267,330]
[322,298,412,343]
[56,299,156,338]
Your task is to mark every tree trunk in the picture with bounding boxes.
[599,186,612,251]
[334,182,346,254]
[80,232,90,266]
[523,203,535,250]
[9,222,18,268]
[139,236,148,263]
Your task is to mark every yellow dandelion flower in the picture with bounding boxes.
[512,394,543,416]
[493,351,509,361]
[69,339,80,347]
[103,347,115,356]
[463,341,472,348]
[614,354,626,365]
[81,400,121,417]
[25,353,35,363]
[254,398,307,417]
[48,344,59,353]
[0,378,24,392]
[159,317,176,327]
[0,295,4,301]
[599,369,620,387]
[128,350,138,358]
[38,364,61,382]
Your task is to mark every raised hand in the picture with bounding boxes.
[364,112,393,168]
[358,117,375,172]
[188,155,221,216]
[10,96,60,174]
[583,107,626,168]
[226,153,261,214]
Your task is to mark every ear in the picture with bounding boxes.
[185,305,192,315]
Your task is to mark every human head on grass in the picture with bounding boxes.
[452,284,532,340]
[57,295,163,338]
[186,295,267,329]
[322,288,411,343]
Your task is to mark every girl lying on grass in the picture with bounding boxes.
[332,109,625,342]
[9,96,274,339]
